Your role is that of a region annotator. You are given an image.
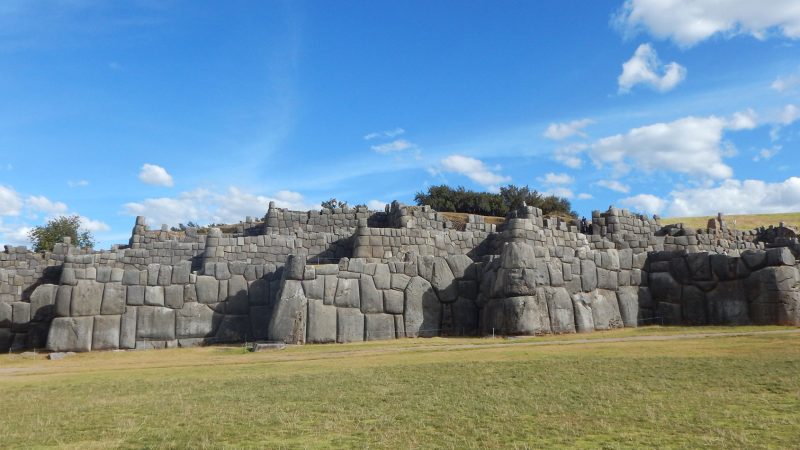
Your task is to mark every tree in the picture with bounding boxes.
[28,215,95,252]
[414,184,576,218]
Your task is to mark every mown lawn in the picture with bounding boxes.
[1,327,799,449]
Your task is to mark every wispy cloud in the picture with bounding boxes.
[543,119,594,140]
[364,127,405,140]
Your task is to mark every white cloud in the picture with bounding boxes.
[544,187,574,199]
[614,0,800,47]
[79,216,110,232]
[754,146,781,162]
[780,104,799,125]
[537,172,574,185]
[554,143,587,169]
[590,114,744,179]
[138,163,174,187]
[616,177,800,218]
[364,127,405,140]
[367,200,386,211]
[123,187,313,227]
[543,119,594,140]
[0,222,31,246]
[666,177,800,216]
[25,195,68,216]
[371,139,416,154]
[727,108,758,130]
[439,155,511,191]
[596,180,631,193]
[67,180,89,188]
[619,194,666,215]
[772,72,800,93]
[0,185,23,216]
[618,43,686,93]
[577,193,593,200]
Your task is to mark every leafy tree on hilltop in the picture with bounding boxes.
[414,184,576,218]
[28,215,95,252]
[321,198,348,209]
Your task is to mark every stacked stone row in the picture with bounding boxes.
[268,253,481,344]
[647,247,799,326]
[41,260,284,352]
[352,223,494,260]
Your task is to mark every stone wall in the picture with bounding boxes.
[1,202,798,353]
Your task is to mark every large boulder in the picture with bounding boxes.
[403,277,441,338]
[71,280,104,316]
[591,290,623,330]
[307,299,336,343]
[337,308,364,343]
[176,303,217,338]
[136,306,176,340]
[616,286,640,328]
[539,286,575,333]
[47,317,94,352]
[502,295,551,335]
[267,280,307,344]
[92,315,121,350]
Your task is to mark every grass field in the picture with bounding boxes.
[662,212,800,231]
[1,327,799,449]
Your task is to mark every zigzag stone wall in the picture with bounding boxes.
[1,201,798,353]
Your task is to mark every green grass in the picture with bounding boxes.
[663,212,800,231]
[1,327,799,449]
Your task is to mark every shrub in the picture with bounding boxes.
[414,184,575,218]
[28,215,95,252]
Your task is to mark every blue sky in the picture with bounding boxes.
[2,0,800,248]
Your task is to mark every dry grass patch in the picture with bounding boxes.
[663,212,800,231]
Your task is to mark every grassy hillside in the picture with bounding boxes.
[1,327,799,448]
[662,212,800,231]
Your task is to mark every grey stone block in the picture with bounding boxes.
[157,265,172,286]
[71,280,104,316]
[120,306,137,349]
[136,306,176,340]
[145,286,165,307]
[47,317,94,352]
[359,275,383,313]
[196,275,219,304]
[767,247,795,266]
[580,260,597,291]
[122,269,142,286]
[11,302,30,332]
[383,289,404,314]
[571,293,595,333]
[307,299,336,343]
[176,303,216,338]
[55,285,72,317]
[127,285,145,306]
[334,278,360,308]
[337,307,364,343]
[431,258,457,303]
[501,295,551,335]
[215,262,231,280]
[227,275,249,315]
[29,284,57,322]
[365,313,395,341]
[267,280,307,344]
[391,273,411,291]
[302,277,324,300]
[171,262,191,284]
[539,286,574,333]
[373,264,391,289]
[101,283,126,315]
[707,281,748,325]
[616,286,640,328]
[501,242,536,269]
[403,277,441,338]
[451,296,479,336]
[92,315,121,350]
[165,285,184,309]
[596,268,618,290]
